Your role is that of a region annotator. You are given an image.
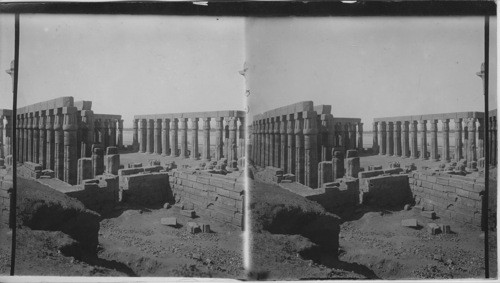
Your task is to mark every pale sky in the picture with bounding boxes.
[0,14,246,127]
[246,17,497,125]
[1,15,498,128]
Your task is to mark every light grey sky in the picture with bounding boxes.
[1,15,497,128]
[0,14,246,127]
[246,17,497,125]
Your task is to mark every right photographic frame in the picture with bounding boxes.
[246,14,497,280]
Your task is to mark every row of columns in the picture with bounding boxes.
[15,109,123,185]
[372,117,490,166]
[133,116,245,162]
[252,111,321,188]
[0,115,13,158]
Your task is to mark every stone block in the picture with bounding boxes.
[345,157,360,178]
[201,224,211,233]
[161,217,177,227]
[421,210,436,219]
[401,219,418,228]
[77,158,93,184]
[439,224,451,234]
[427,223,441,235]
[182,202,195,210]
[181,210,196,218]
[413,205,424,211]
[105,154,120,175]
[187,222,200,234]
[346,150,358,158]
[5,155,12,166]
[106,146,118,155]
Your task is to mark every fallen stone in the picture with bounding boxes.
[181,210,196,218]
[427,223,441,235]
[187,222,200,234]
[163,203,171,209]
[404,204,411,211]
[161,217,177,227]
[413,205,424,211]
[182,202,195,210]
[439,224,451,234]
[446,259,454,265]
[433,254,443,261]
[421,211,436,220]
[401,219,418,228]
[200,224,211,233]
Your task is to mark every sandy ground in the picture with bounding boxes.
[98,204,244,278]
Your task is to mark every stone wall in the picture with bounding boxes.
[118,171,171,206]
[66,175,119,213]
[169,170,244,228]
[0,178,12,228]
[306,179,359,215]
[359,174,413,207]
[409,170,484,226]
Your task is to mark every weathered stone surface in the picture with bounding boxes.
[181,210,196,218]
[105,154,120,175]
[77,158,93,184]
[421,211,436,219]
[345,157,360,178]
[427,223,441,235]
[401,219,418,228]
[346,150,358,158]
[161,217,177,226]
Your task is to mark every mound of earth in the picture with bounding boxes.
[15,178,100,254]
[250,175,355,279]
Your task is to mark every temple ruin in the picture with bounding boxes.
[13,97,122,185]
[133,111,246,163]
[250,101,362,188]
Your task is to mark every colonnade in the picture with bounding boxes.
[251,101,363,188]
[0,110,13,159]
[14,97,122,185]
[373,111,495,166]
[134,111,245,162]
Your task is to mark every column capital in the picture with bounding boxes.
[154,119,162,128]
[294,115,303,135]
[63,112,77,131]
[133,119,139,128]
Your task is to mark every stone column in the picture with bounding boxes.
[178,118,187,158]
[33,114,40,164]
[394,121,402,157]
[318,161,333,189]
[280,115,287,171]
[162,119,170,156]
[343,124,349,150]
[63,108,78,185]
[0,116,3,158]
[419,120,427,160]
[139,119,147,153]
[260,120,265,167]
[228,117,238,162]
[303,111,318,188]
[454,118,463,161]
[477,118,484,159]
[103,119,109,149]
[378,121,386,155]
[287,114,295,174]
[493,117,497,165]
[27,113,34,162]
[386,122,394,156]
[170,119,178,157]
[117,119,123,148]
[215,117,223,161]
[410,121,418,159]
[202,117,211,161]
[238,117,245,159]
[273,117,280,167]
[154,119,162,155]
[80,111,93,158]
[147,119,154,154]
[402,121,410,158]
[264,118,270,166]
[132,119,139,151]
[372,122,379,154]
[332,150,344,180]
[94,120,102,147]
[4,116,12,157]
[467,118,477,166]
[54,110,64,180]
[442,119,450,162]
[357,122,363,151]
[19,115,24,162]
[46,110,55,170]
[348,123,356,150]
[295,114,304,184]
[430,119,438,161]
[190,118,199,160]
[109,119,116,147]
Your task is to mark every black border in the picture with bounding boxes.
[0,1,496,16]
